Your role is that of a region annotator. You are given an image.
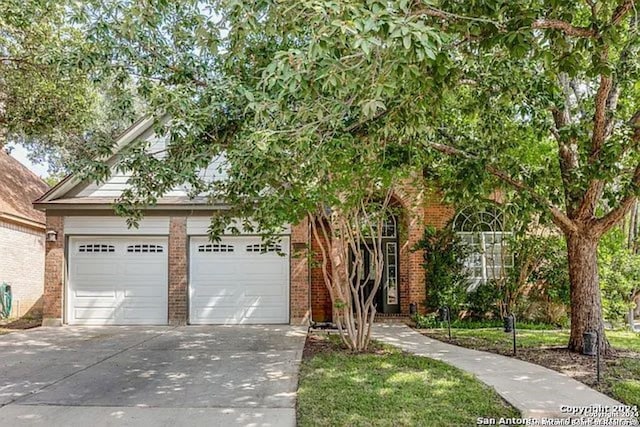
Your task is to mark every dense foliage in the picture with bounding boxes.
[415,225,469,314]
[599,227,640,326]
[4,0,639,352]
[0,0,131,171]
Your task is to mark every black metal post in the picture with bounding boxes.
[447,307,452,340]
[511,313,516,356]
[596,331,600,384]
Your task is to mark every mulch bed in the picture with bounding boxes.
[422,331,639,400]
[303,331,394,360]
[303,333,338,359]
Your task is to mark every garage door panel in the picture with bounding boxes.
[122,286,166,298]
[68,237,168,325]
[241,261,287,276]
[73,262,119,275]
[243,285,285,297]
[121,306,166,320]
[73,307,118,320]
[193,306,286,324]
[121,262,166,276]
[72,296,118,306]
[74,288,118,298]
[191,282,284,297]
[191,260,240,276]
[189,236,289,324]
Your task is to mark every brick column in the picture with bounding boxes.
[406,210,426,315]
[168,217,188,325]
[290,217,310,325]
[43,216,64,326]
[395,178,427,315]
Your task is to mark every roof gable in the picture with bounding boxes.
[36,116,157,204]
[36,116,228,210]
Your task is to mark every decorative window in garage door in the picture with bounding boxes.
[198,243,234,253]
[78,244,115,253]
[246,243,282,253]
[127,244,164,253]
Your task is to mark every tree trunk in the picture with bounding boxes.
[566,232,610,354]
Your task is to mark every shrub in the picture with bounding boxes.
[414,225,469,315]
[466,281,502,319]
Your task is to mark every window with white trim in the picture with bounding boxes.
[453,208,513,289]
[386,242,398,304]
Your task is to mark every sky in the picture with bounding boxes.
[7,144,49,178]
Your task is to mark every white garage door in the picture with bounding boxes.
[67,237,168,325]
[189,236,289,324]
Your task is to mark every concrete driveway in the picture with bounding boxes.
[0,325,307,426]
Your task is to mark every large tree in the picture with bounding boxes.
[420,0,640,353]
[0,0,134,171]
[67,0,638,353]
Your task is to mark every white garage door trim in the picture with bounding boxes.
[67,236,169,325]
[64,217,170,235]
[189,236,290,325]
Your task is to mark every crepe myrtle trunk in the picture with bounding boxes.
[566,231,611,354]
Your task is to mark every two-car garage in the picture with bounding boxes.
[65,217,290,326]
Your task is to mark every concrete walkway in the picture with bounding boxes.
[373,324,630,420]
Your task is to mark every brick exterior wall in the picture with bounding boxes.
[310,219,332,322]
[290,217,310,325]
[0,220,45,318]
[394,179,427,315]
[43,216,64,325]
[168,217,188,325]
[424,189,456,228]
[42,198,454,325]
[306,181,456,319]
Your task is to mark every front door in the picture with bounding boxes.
[355,217,400,314]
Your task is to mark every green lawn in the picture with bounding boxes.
[422,328,639,352]
[297,335,519,427]
[421,327,640,406]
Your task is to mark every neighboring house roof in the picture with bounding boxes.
[0,149,49,227]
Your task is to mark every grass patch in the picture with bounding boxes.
[421,327,640,406]
[413,315,560,330]
[422,328,638,352]
[612,380,640,407]
[297,334,518,427]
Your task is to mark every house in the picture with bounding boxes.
[0,149,50,318]
[35,117,501,327]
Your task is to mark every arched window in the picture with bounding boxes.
[453,207,513,289]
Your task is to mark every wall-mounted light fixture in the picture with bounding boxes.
[46,230,58,242]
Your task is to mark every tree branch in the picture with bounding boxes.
[593,164,640,236]
[591,73,613,156]
[411,6,503,26]
[426,141,578,233]
[532,19,596,37]
[592,110,640,235]
[611,0,637,26]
